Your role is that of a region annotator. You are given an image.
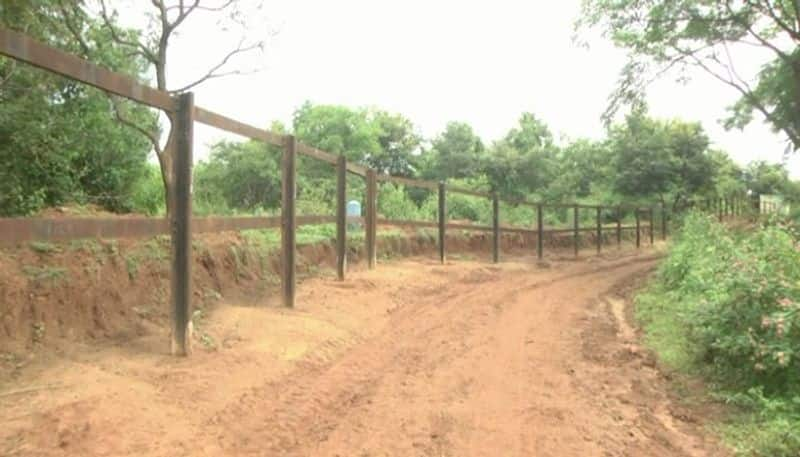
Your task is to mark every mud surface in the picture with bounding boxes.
[0,248,727,456]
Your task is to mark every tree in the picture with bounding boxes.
[367,110,422,177]
[423,122,485,181]
[194,139,282,213]
[0,0,157,215]
[483,113,558,199]
[292,102,381,164]
[53,0,268,216]
[743,160,791,195]
[707,149,746,197]
[548,139,612,202]
[607,111,715,208]
[579,0,800,150]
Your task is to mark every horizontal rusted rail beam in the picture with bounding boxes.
[446,186,492,198]
[294,143,367,176]
[193,107,284,146]
[0,215,347,246]
[376,175,438,190]
[0,27,175,111]
[378,218,646,235]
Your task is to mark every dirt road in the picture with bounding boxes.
[1,249,726,456]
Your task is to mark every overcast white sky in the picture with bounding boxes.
[145,0,798,176]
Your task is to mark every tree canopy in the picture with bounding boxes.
[0,0,157,216]
[579,0,800,151]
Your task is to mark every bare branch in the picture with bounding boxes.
[745,0,800,42]
[56,1,91,57]
[725,0,793,63]
[97,0,158,64]
[678,45,800,147]
[168,39,263,93]
[108,95,163,156]
[0,60,17,89]
[165,0,235,13]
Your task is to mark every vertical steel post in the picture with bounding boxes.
[365,169,377,268]
[536,203,543,260]
[171,92,194,356]
[616,206,622,248]
[438,182,446,264]
[336,155,347,281]
[573,204,579,258]
[492,194,500,263]
[596,206,602,254]
[635,209,641,249]
[649,208,654,245]
[281,135,297,308]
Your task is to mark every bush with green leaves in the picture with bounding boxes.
[658,213,800,392]
[638,212,800,456]
[378,183,423,220]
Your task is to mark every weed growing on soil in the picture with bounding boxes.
[29,241,60,255]
[636,212,800,456]
[31,322,45,343]
[124,239,170,280]
[22,265,67,284]
[68,239,103,255]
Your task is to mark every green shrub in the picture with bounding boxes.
[639,211,800,456]
[659,213,800,392]
[378,183,422,220]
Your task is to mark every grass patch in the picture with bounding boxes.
[68,239,103,255]
[22,265,67,284]
[29,241,60,255]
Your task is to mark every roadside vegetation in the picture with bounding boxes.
[637,213,800,456]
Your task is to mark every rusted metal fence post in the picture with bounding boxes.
[438,182,446,264]
[649,208,654,245]
[170,92,194,357]
[596,206,602,254]
[573,204,579,258]
[365,169,377,269]
[336,155,347,281]
[281,135,297,308]
[536,203,543,260]
[492,194,500,263]
[616,206,622,248]
[635,209,641,249]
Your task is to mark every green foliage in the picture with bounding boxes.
[194,140,282,214]
[608,111,714,206]
[483,113,557,200]
[29,241,60,255]
[578,0,800,149]
[368,110,422,176]
[423,122,485,181]
[378,184,425,221]
[0,1,158,216]
[744,161,792,197]
[637,213,800,456]
[130,164,165,215]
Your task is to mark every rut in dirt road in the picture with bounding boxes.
[1,251,727,457]
[205,254,724,457]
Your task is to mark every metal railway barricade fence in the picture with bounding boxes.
[0,26,741,356]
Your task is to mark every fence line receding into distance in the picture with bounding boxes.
[0,27,755,355]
